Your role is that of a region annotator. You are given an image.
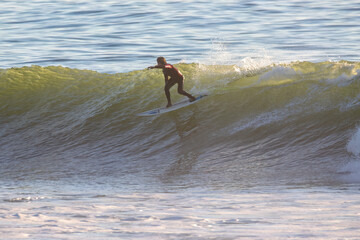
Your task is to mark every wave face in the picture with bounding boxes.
[1,61,359,189]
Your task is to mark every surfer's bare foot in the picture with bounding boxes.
[189,96,196,102]
[166,103,172,108]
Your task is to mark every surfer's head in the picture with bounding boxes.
[157,57,167,65]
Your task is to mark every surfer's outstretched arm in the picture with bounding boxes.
[148,65,163,69]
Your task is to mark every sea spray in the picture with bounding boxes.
[341,127,360,183]
[347,127,360,158]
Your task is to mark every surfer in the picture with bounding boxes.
[148,57,196,108]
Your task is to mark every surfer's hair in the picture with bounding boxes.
[157,57,167,65]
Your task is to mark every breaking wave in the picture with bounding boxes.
[1,61,359,188]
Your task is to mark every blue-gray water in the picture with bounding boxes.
[1,0,360,72]
[1,1,360,239]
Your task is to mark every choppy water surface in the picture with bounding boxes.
[2,188,360,239]
[1,0,360,239]
[1,0,360,72]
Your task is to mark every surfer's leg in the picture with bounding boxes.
[177,78,196,102]
[164,79,177,107]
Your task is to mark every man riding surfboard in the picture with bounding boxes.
[148,57,196,108]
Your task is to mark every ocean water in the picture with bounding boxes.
[1,0,360,239]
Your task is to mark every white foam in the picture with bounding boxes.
[237,52,274,73]
[347,127,360,157]
[2,190,360,239]
[5,196,47,202]
[341,127,360,183]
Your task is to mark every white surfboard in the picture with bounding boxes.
[137,95,207,116]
